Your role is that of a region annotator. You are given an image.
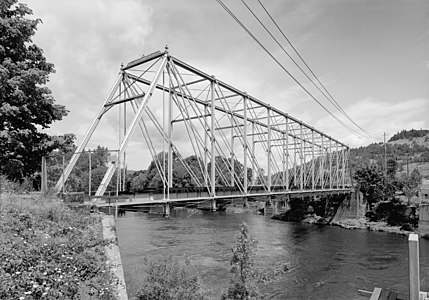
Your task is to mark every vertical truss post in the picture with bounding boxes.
[320,135,324,189]
[329,139,333,189]
[285,118,289,191]
[342,148,347,188]
[251,122,255,187]
[204,104,209,188]
[122,100,127,191]
[210,77,216,197]
[336,143,339,188]
[282,132,286,187]
[300,124,304,190]
[167,62,173,199]
[311,130,315,190]
[117,81,122,194]
[293,137,297,188]
[230,128,235,187]
[243,94,248,194]
[267,107,272,193]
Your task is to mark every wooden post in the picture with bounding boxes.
[41,156,48,194]
[408,233,420,300]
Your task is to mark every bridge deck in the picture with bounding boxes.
[96,188,352,208]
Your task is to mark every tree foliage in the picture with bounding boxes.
[399,169,422,202]
[46,145,119,193]
[353,165,386,210]
[0,0,68,181]
[128,152,253,192]
[222,223,261,300]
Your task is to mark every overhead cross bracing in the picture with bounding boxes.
[54,49,351,202]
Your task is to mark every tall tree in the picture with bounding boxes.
[0,0,68,181]
[353,165,385,210]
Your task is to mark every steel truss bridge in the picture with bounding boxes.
[55,49,351,210]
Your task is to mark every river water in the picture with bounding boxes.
[116,210,429,299]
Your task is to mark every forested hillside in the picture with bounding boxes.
[350,129,429,179]
[388,129,429,143]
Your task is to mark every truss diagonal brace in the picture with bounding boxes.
[53,74,122,193]
[94,54,168,196]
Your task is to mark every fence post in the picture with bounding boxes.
[41,157,48,194]
[408,233,420,300]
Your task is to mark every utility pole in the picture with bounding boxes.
[384,132,387,177]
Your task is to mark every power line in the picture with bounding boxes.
[255,0,379,138]
[240,0,375,137]
[214,0,371,138]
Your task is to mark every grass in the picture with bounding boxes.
[0,193,118,300]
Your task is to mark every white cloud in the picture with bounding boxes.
[313,97,429,147]
[25,0,154,147]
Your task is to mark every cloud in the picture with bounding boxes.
[26,0,153,137]
[313,97,429,147]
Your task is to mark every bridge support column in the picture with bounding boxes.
[272,199,279,217]
[286,195,291,211]
[164,203,171,218]
[243,197,248,208]
[211,199,217,212]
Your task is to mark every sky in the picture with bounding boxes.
[21,0,429,170]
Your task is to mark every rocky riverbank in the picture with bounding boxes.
[331,217,414,236]
[274,212,415,236]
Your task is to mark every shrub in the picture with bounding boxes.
[136,252,206,300]
[222,223,261,300]
[366,198,418,228]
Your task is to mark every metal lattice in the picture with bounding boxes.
[55,49,350,200]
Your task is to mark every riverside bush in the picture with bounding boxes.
[136,252,206,300]
[0,195,117,299]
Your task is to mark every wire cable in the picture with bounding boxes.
[215,0,370,138]
[255,0,380,138]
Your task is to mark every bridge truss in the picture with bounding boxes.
[55,49,350,201]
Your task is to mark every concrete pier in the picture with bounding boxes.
[164,203,171,218]
[211,199,217,211]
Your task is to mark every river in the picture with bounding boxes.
[116,210,429,299]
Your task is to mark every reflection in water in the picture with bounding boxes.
[116,210,429,300]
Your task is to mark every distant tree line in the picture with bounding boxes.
[388,129,429,142]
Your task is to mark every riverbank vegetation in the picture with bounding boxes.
[136,253,207,300]
[0,194,117,299]
[354,159,421,229]
[134,223,285,300]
